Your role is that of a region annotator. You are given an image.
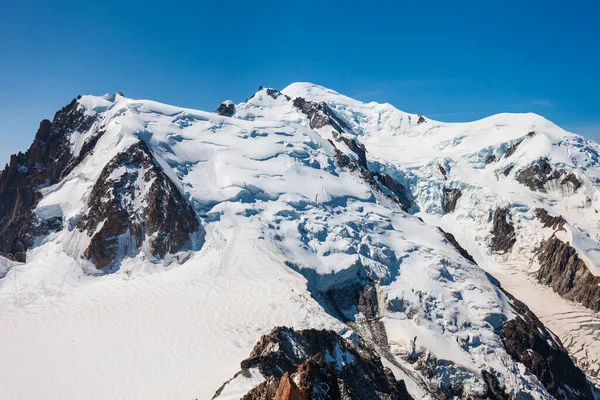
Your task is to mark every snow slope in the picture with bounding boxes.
[280,83,600,386]
[0,84,598,399]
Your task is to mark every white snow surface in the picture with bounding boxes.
[1,83,599,399]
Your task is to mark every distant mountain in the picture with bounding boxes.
[0,84,598,399]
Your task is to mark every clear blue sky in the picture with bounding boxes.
[1,0,599,165]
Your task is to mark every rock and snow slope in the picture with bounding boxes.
[0,84,598,399]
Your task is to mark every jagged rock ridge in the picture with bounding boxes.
[77,140,202,269]
[501,288,593,399]
[215,327,412,400]
[537,236,600,312]
[0,84,599,399]
[490,207,516,254]
[0,97,97,261]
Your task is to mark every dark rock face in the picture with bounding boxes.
[442,188,462,213]
[215,101,235,117]
[535,208,566,230]
[438,228,476,264]
[503,139,522,158]
[374,172,414,211]
[516,159,582,193]
[562,173,583,191]
[265,88,290,101]
[327,139,415,212]
[417,114,426,124]
[77,140,201,269]
[491,207,516,253]
[486,155,497,164]
[502,165,514,176]
[0,97,97,261]
[293,97,350,133]
[438,165,447,179]
[325,280,389,348]
[516,159,561,191]
[501,289,593,399]
[332,132,367,169]
[537,236,600,312]
[226,327,412,400]
[481,371,510,400]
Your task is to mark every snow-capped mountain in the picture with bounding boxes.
[0,83,598,399]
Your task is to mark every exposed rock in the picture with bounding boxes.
[561,173,583,191]
[438,228,476,264]
[481,371,510,400]
[486,155,497,164]
[537,236,600,312]
[504,139,522,158]
[293,97,350,133]
[272,358,341,400]
[442,188,462,213]
[331,132,367,169]
[327,139,414,212]
[490,207,515,253]
[501,288,593,399]
[266,88,290,101]
[0,97,97,261]
[502,165,514,176]
[535,208,566,230]
[516,158,581,193]
[417,114,426,124]
[374,172,414,211]
[438,165,447,179]
[215,101,235,117]
[77,140,202,268]
[227,326,412,400]
[242,376,279,400]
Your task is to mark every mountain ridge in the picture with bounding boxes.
[0,83,598,399]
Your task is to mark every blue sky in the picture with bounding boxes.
[1,0,599,165]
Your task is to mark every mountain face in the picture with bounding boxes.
[0,84,599,400]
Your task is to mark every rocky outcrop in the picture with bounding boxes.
[215,101,235,117]
[219,327,412,400]
[490,207,516,253]
[417,114,426,124]
[438,165,447,179]
[327,138,415,212]
[324,280,389,348]
[332,132,367,169]
[535,208,566,230]
[501,289,593,399]
[562,173,583,191]
[77,140,202,268]
[481,371,510,400]
[0,97,97,261]
[486,155,497,164]
[442,188,462,213]
[516,159,582,193]
[266,88,290,101]
[438,228,476,264]
[374,172,414,211]
[293,97,350,133]
[537,236,600,311]
[503,139,522,158]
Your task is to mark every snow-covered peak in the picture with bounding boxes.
[1,83,599,399]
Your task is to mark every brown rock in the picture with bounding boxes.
[442,188,462,213]
[78,140,202,268]
[501,289,593,399]
[490,207,516,253]
[537,236,600,311]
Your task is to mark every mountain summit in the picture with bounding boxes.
[0,83,598,399]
